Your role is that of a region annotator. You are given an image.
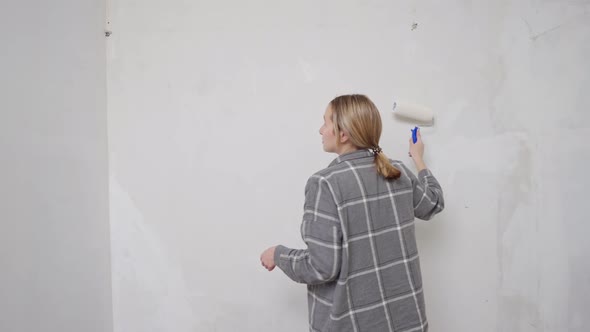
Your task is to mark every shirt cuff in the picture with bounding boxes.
[418,169,433,179]
[274,245,289,268]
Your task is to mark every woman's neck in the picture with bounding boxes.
[337,144,359,156]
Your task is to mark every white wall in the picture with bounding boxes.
[107,1,590,331]
[0,1,113,332]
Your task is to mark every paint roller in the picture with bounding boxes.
[392,101,434,143]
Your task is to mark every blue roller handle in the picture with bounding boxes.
[411,126,419,144]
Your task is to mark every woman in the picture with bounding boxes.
[260,94,444,332]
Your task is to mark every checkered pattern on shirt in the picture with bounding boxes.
[275,149,444,332]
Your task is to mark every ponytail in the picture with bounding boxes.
[372,147,401,180]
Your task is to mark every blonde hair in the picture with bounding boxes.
[330,94,401,180]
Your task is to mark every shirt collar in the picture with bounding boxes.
[329,149,374,167]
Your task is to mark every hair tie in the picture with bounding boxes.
[371,146,382,155]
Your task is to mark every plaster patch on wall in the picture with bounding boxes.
[298,57,315,83]
[431,132,531,185]
[110,176,196,332]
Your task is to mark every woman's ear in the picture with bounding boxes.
[339,130,349,144]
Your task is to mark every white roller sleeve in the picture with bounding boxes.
[392,101,434,124]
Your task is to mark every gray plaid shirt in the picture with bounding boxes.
[274,149,444,332]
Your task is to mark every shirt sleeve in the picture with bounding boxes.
[400,163,445,220]
[274,175,342,285]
